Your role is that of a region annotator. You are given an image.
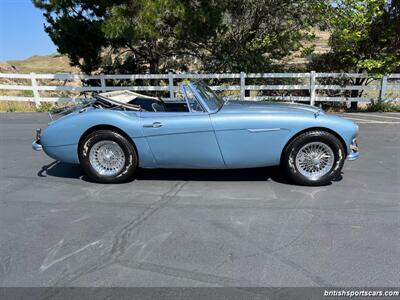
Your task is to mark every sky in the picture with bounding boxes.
[0,0,57,61]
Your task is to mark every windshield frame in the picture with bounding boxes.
[188,81,224,113]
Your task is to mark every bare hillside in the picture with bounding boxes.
[5,54,78,73]
[2,30,330,74]
[279,30,331,66]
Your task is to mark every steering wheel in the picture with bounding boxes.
[157,97,165,104]
[190,100,204,112]
[156,97,167,110]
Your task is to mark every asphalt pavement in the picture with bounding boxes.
[0,112,399,288]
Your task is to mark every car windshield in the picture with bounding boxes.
[191,81,224,112]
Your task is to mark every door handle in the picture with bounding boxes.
[143,122,163,128]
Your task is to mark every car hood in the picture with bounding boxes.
[219,101,321,115]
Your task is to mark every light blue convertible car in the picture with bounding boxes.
[32,81,359,185]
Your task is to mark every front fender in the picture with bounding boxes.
[211,111,358,167]
[313,114,358,156]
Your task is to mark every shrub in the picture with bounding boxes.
[35,102,54,112]
[6,103,17,112]
[366,102,400,112]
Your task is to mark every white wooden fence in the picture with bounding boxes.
[0,72,399,106]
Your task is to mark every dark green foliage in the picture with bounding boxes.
[33,1,121,73]
[33,0,316,74]
[307,0,399,105]
[366,102,400,112]
[310,0,400,75]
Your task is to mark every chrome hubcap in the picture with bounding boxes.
[89,140,125,176]
[295,142,334,179]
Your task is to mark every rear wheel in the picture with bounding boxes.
[79,130,137,183]
[282,130,345,186]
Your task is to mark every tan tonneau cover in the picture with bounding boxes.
[98,90,158,104]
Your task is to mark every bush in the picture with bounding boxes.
[35,102,54,112]
[366,102,400,112]
[6,103,17,112]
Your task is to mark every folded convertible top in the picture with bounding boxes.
[94,90,159,111]
[49,90,158,120]
[97,90,159,104]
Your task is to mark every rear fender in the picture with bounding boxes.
[41,110,156,167]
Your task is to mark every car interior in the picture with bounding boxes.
[95,90,190,112]
[129,96,189,112]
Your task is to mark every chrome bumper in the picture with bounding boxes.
[347,138,359,161]
[32,128,43,151]
[347,150,359,161]
[32,139,43,151]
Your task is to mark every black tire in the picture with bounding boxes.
[282,130,345,186]
[79,130,137,183]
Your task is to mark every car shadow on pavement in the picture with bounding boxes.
[37,161,295,184]
[37,161,89,181]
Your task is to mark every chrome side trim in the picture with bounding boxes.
[247,128,281,133]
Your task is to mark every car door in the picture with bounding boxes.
[187,81,290,169]
[211,112,290,168]
[140,86,225,168]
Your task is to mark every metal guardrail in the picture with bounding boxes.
[0,72,399,106]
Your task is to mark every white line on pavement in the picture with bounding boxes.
[342,117,376,123]
[352,121,375,124]
[346,113,400,120]
[383,112,400,116]
[342,117,400,124]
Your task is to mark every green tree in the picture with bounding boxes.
[32,0,119,73]
[308,0,399,106]
[181,0,317,73]
[33,0,317,74]
[310,0,399,75]
[101,0,188,73]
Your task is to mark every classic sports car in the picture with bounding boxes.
[32,81,359,185]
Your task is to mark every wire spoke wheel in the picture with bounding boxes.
[89,140,125,176]
[295,142,334,180]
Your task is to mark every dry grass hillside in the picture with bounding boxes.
[4,54,78,74]
[280,30,331,66]
[0,54,80,111]
[1,30,331,74]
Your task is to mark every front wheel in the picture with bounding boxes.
[282,131,345,186]
[79,130,137,183]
